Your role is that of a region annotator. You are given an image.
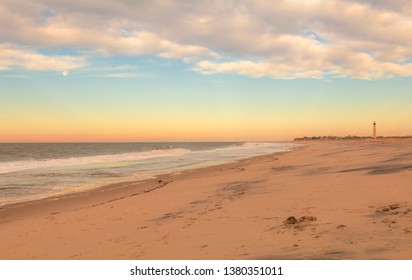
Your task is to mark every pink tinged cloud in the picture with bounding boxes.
[2,0,412,79]
[0,44,85,72]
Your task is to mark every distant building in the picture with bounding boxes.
[373,121,376,138]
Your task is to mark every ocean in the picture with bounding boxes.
[0,142,298,206]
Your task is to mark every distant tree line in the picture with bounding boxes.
[294,135,412,141]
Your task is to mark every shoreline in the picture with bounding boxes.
[0,151,289,220]
[1,140,412,259]
[0,141,297,208]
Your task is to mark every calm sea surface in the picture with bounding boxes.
[0,142,298,206]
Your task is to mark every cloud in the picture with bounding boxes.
[0,1,218,74]
[89,31,219,59]
[0,44,85,71]
[1,0,412,79]
[194,60,324,79]
[195,49,412,80]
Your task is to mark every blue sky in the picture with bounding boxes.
[1,0,412,141]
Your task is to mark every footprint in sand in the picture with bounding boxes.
[129,249,146,259]
[182,217,197,229]
[108,236,127,243]
[403,228,412,235]
[372,203,412,233]
[265,215,318,233]
[381,218,398,229]
[160,234,170,245]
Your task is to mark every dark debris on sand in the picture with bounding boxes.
[283,216,317,229]
[375,204,400,215]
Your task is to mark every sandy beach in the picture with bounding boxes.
[1,140,412,260]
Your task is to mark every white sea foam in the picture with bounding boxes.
[0,148,191,174]
[0,142,301,206]
[196,142,297,156]
[0,142,300,175]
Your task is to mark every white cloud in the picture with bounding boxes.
[89,31,219,58]
[194,60,325,79]
[0,44,85,72]
[1,0,412,79]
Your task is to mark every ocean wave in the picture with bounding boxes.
[197,142,295,154]
[0,142,298,175]
[0,148,191,174]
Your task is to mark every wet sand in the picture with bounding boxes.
[1,140,412,259]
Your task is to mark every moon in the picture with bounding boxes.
[62,70,68,76]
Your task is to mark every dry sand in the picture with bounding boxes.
[1,140,412,259]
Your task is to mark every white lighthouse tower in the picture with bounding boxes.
[373,121,376,138]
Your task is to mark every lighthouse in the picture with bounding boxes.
[373,121,376,138]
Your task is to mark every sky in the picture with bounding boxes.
[1,0,412,142]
